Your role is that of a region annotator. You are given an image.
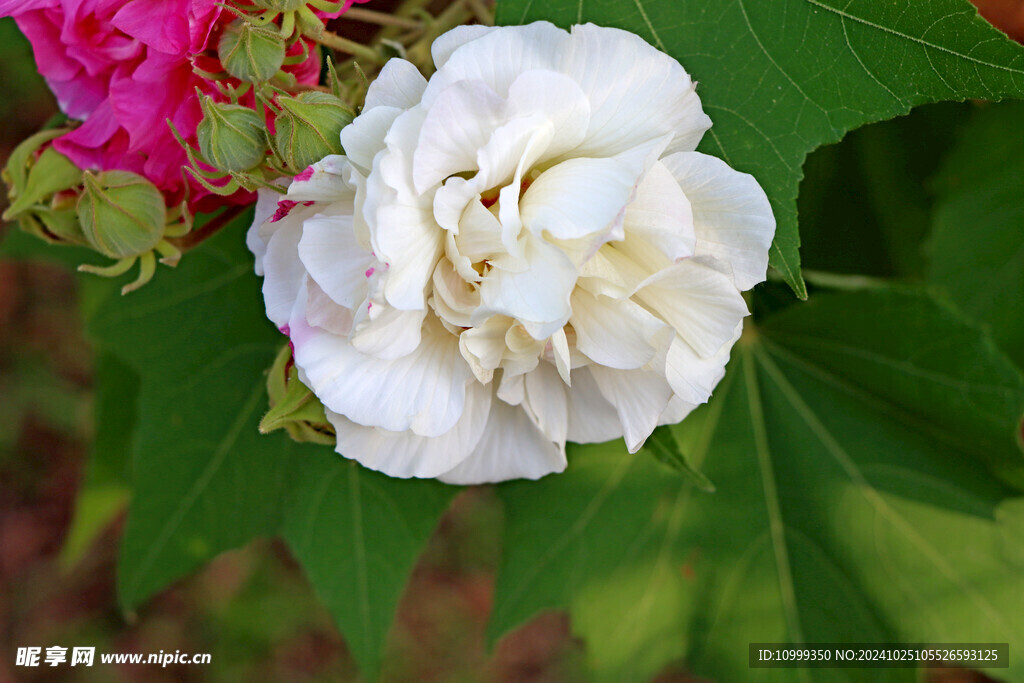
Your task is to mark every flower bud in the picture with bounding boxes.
[3,130,90,246]
[271,91,353,173]
[218,18,287,83]
[196,94,268,173]
[76,170,166,259]
[261,343,336,445]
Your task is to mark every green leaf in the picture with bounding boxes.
[644,424,715,492]
[927,100,1024,368]
[491,289,1024,681]
[86,221,455,674]
[495,0,1024,297]
[60,353,138,569]
[282,457,456,677]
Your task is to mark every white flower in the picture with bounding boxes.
[247,22,775,484]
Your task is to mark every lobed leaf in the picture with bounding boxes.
[492,289,1024,681]
[496,0,1024,297]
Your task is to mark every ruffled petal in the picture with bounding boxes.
[363,58,427,111]
[414,79,506,193]
[368,107,444,311]
[438,396,566,484]
[565,368,623,443]
[261,219,307,328]
[327,380,491,479]
[664,322,740,406]
[621,160,695,265]
[290,313,471,437]
[663,152,775,290]
[297,213,372,309]
[422,21,570,105]
[341,105,402,174]
[570,288,668,370]
[430,24,498,70]
[589,365,674,453]
[285,155,356,204]
[477,234,576,340]
[563,23,711,157]
[523,361,568,444]
[351,306,426,360]
[636,259,749,357]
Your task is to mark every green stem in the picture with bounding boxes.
[315,29,384,64]
[343,7,424,30]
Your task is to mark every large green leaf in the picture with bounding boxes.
[927,101,1024,368]
[495,0,1024,297]
[86,222,456,675]
[492,289,1024,681]
[59,352,138,569]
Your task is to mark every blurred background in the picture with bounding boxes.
[1,0,1022,680]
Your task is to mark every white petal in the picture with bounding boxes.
[506,69,590,162]
[459,315,509,384]
[364,58,427,111]
[664,322,739,405]
[577,244,653,298]
[497,369,525,405]
[422,22,570,105]
[637,259,748,358]
[477,234,576,340]
[550,327,571,385]
[563,23,711,157]
[261,218,306,328]
[286,155,356,203]
[495,118,554,253]
[523,361,568,444]
[290,313,471,437]
[438,396,566,484]
[570,288,668,370]
[658,396,698,426]
[589,365,674,453]
[565,368,623,443]
[247,187,284,275]
[368,108,443,311]
[621,161,695,265]
[432,257,480,328]
[431,25,498,70]
[663,152,775,290]
[306,278,354,336]
[341,105,401,174]
[327,381,491,479]
[351,306,426,360]
[454,199,504,262]
[297,213,373,309]
[520,156,635,242]
[414,79,506,193]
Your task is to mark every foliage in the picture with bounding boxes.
[3,0,1024,680]
[495,0,1024,298]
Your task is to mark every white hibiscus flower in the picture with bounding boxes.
[247,21,775,484]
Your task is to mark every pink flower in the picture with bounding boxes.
[1,0,362,210]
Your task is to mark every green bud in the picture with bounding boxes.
[250,0,307,10]
[261,344,336,445]
[295,6,325,38]
[272,91,353,172]
[3,129,89,246]
[76,170,166,259]
[4,129,82,211]
[218,18,287,83]
[19,204,86,246]
[196,94,267,173]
